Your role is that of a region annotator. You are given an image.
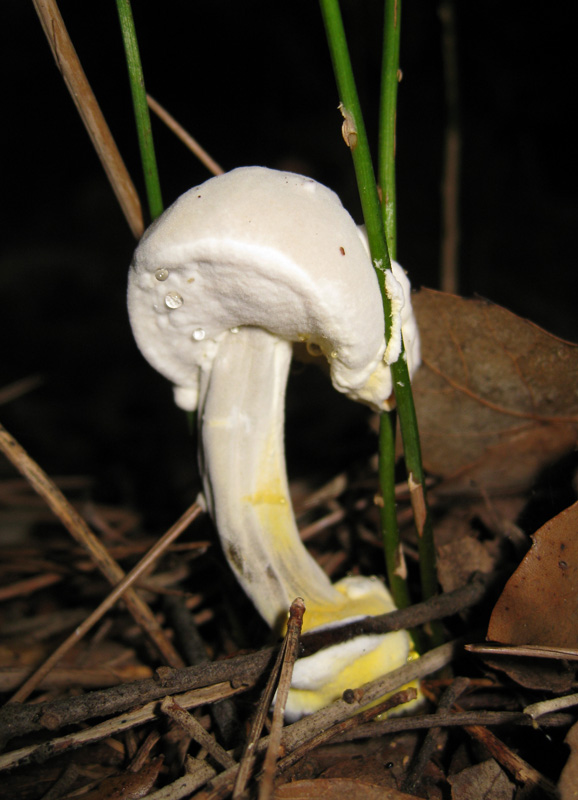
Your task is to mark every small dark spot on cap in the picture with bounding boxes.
[339,246,346,255]
[559,560,568,570]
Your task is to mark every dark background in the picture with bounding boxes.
[1,1,577,522]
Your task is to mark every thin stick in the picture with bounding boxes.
[145,761,217,800]
[277,688,417,774]
[8,504,200,704]
[0,665,152,693]
[378,410,410,608]
[0,421,185,670]
[0,573,63,602]
[0,684,242,773]
[524,693,578,720]
[463,721,559,798]
[0,650,275,747]
[32,0,144,238]
[402,676,470,793]
[258,598,305,800]
[232,642,287,796]
[299,571,490,657]
[160,696,236,770]
[147,95,225,177]
[0,376,43,406]
[233,599,304,799]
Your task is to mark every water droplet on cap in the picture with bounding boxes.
[155,268,169,281]
[192,328,206,341]
[165,292,183,309]
[230,327,239,334]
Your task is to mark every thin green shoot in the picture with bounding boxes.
[319,0,438,605]
[116,0,163,222]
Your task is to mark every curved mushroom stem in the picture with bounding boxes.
[199,326,345,633]
[198,326,416,718]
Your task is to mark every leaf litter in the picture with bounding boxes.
[410,289,578,495]
[0,290,577,798]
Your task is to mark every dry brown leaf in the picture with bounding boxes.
[410,289,578,494]
[73,756,163,800]
[447,759,514,800]
[487,501,578,647]
[476,654,576,693]
[437,534,496,594]
[274,778,419,800]
[433,498,525,592]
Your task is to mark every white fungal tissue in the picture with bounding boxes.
[128,167,422,718]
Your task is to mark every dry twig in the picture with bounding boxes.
[161,696,236,770]
[0,684,243,772]
[32,0,144,237]
[258,597,305,800]
[300,571,492,656]
[233,600,304,799]
[276,687,418,774]
[147,94,224,177]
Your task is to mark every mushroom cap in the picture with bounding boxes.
[128,166,418,411]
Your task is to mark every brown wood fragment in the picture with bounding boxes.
[259,597,305,800]
[31,0,144,237]
[462,720,559,798]
[0,648,276,747]
[160,696,236,770]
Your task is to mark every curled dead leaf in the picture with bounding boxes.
[410,289,578,495]
[77,756,163,800]
[487,501,578,647]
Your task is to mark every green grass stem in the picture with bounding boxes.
[378,411,411,608]
[116,0,163,222]
[378,0,401,260]
[319,0,438,605]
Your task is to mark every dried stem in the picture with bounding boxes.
[32,0,144,238]
[233,600,304,799]
[160,696,236,770]
[147,94,225,176]
[258,598,305,800]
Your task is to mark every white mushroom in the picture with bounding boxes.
[128,166,420,718]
